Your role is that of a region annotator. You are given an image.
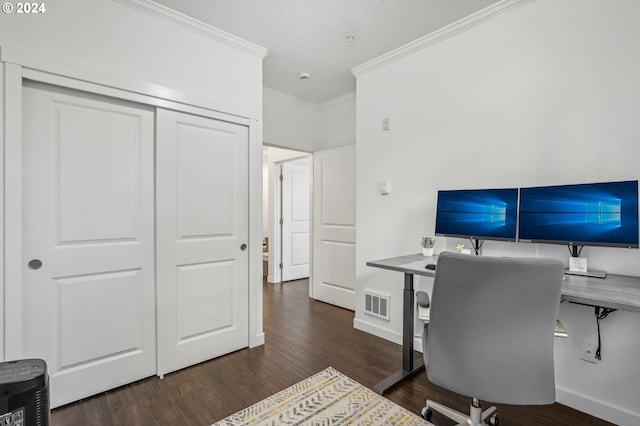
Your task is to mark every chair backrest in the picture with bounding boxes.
[426,251,564,405]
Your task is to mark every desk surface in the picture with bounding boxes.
[366,253,640,313]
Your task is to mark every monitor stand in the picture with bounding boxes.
[564,268,607,279]
[470,238,483,255]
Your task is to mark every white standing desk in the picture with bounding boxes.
[366,253,640,395]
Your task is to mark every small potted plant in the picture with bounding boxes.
[421,237,436,256]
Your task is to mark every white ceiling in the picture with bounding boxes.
[152,0,501,105]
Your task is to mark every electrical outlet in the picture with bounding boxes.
[580,340,599,364]
[382,118,390,131]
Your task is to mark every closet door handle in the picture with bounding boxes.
[240,244,247,251]
[28,259,43,270]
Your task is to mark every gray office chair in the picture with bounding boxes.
[420,251,564,426]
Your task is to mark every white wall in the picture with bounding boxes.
[316,92,357,150]
[263,161,270,238]
[264,87,355,152]
[263,88,317,151]
[0,0,264,118]
[354,1,640,424]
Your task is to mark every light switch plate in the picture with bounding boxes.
[378,181,390,195]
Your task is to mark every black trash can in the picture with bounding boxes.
[0,359,49,426]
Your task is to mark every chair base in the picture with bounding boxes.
[421,398,498,426]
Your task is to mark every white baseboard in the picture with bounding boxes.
[353,317,402,345]
[413,335,424,354]
[556,386,639,426]
[250,332,265,348]
[353,317,427,351]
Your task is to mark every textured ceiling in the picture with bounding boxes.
[152,0,501,104]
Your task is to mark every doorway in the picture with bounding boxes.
[262,146,311,283]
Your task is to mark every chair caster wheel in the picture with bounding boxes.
[420,407,433,421]
[489,414,500,425]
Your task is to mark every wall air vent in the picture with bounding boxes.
[364,291,390,320]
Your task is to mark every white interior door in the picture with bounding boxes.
[21,82,156,407]
[312,145,356,310]
[281,161,310,281]
[156,108,249,376]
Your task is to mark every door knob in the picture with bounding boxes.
[240,244,247,251]
[28,259,43,270]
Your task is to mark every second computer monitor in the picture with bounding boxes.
[518,180,639,248]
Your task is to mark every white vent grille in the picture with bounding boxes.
[364,291,390,320]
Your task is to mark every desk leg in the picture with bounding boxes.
[373,272,425,395]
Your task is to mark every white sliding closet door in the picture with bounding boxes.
[156,109,249,376]
[21,82,156,408]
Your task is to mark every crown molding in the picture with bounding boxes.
[263,86,324,111]
[264,86,316,108]
[352,0,535,77]
[113,0,268,59]
[264,86,355,112]
[318,91,356,111]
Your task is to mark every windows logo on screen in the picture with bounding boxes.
[482,203,507,224]
[584,201,621,225]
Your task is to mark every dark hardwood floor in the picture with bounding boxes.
[52,278,613,425]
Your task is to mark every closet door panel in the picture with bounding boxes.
[156,109,249,376]
[21,82,156,408]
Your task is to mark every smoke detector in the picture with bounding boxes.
[298,72,311,80]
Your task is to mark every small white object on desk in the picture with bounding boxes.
[565,257,606,278]
[569,257,588,273]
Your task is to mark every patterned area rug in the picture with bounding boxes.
[212,367,432,425]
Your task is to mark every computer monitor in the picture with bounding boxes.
[434,188,519,242]
[518,180,639,249]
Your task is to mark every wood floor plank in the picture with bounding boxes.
[51,278,614,425]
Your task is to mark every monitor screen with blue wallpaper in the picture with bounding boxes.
[434,188,518,241]
[518,180,639,248]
